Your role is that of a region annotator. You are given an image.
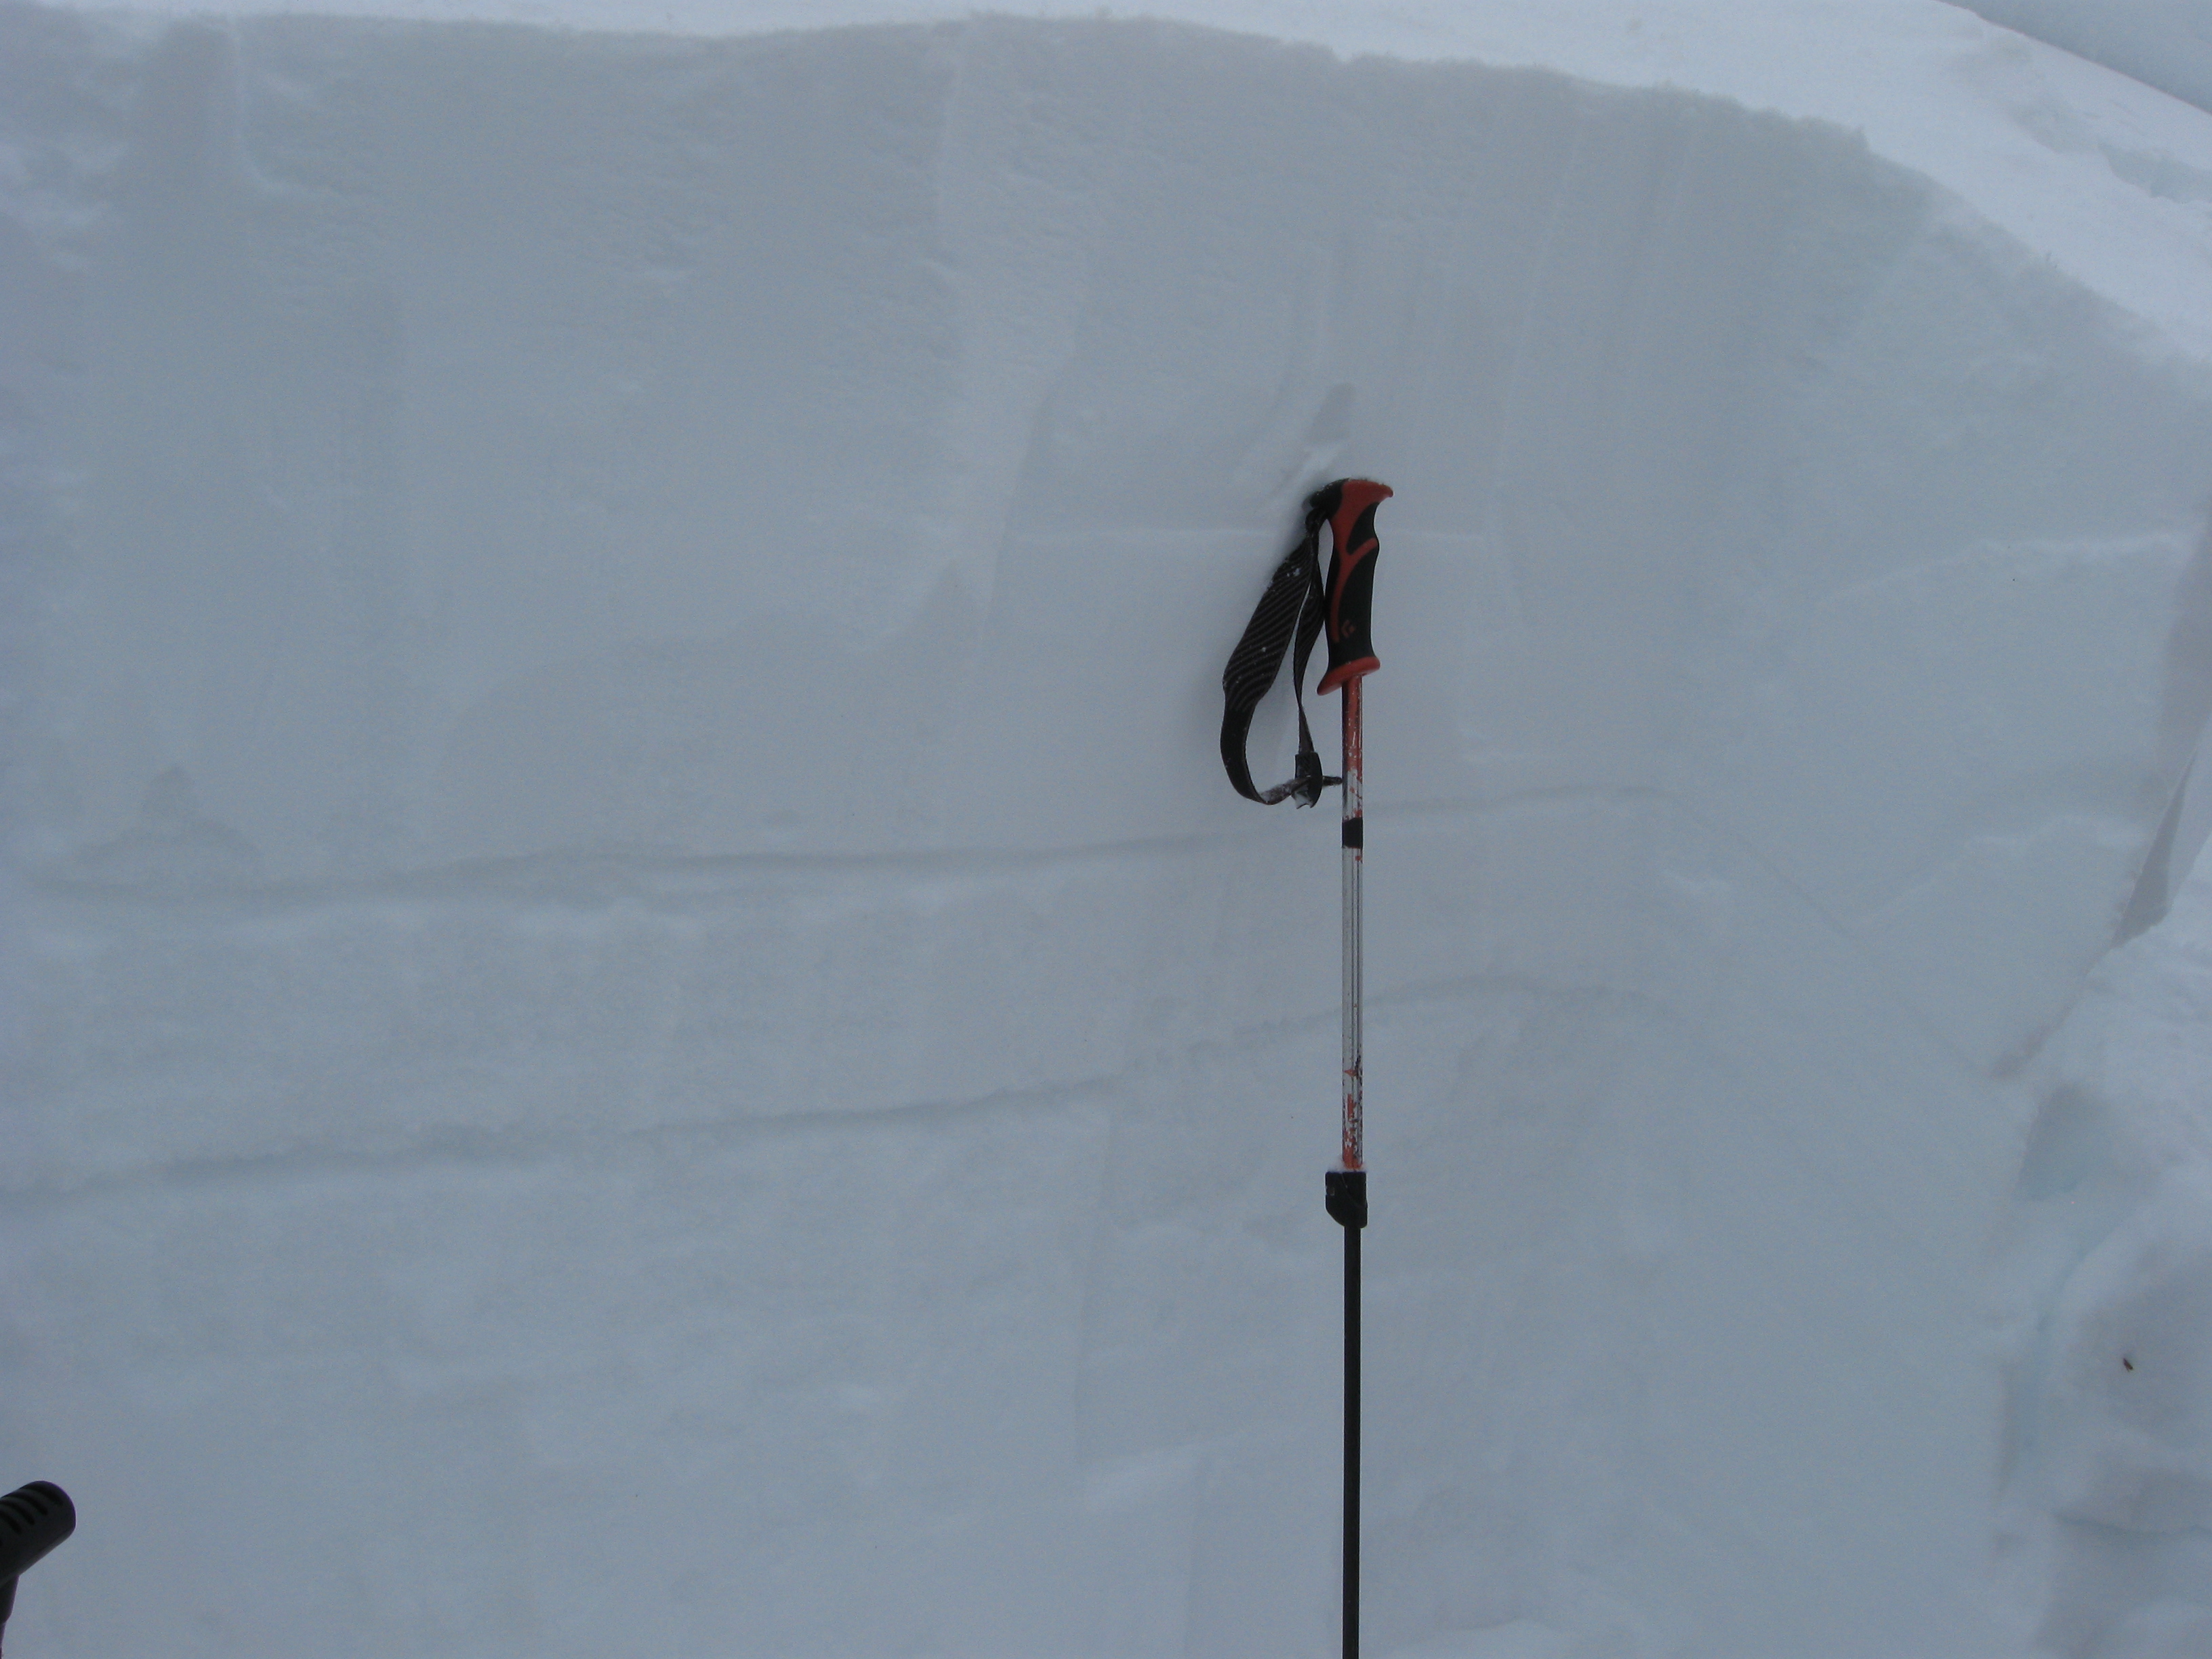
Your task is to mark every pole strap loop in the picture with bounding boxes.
[1219,491,1338,806]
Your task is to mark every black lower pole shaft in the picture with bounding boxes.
[1344,1214,1361,1659]
[1325,1168,1367,1659]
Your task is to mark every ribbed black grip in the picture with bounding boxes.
[0,1481,73,1582]
[1317,480,1391,693]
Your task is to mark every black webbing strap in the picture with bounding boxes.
[1221,495,1336,806]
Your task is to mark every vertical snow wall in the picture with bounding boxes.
[5,7,2212,1656]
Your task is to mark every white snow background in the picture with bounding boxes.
[8,1,2212,1654]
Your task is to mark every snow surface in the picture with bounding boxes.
[7,1,2212,1656]
[1958,1,2212,124]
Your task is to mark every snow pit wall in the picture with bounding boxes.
[5,7,2212,1656]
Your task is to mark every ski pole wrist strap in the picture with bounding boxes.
[1220,493,1332,806]
[1219,478,1391,805]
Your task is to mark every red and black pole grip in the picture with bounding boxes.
[1314,478,1392,695]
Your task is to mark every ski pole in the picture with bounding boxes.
[1215,476,1392,1659]
[1316,479,1389,1659]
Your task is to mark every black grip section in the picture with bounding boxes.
[1317,480,1391,693]
[0,1479,73,1649]
[1326,514,1378,679]
[0,1482,73,1583]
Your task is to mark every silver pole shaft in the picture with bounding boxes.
[1341,676,1364,1172]
[1338,673,1365,1659]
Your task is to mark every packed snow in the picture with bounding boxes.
[7,1,2212,1656]
[1998,853,2212,1659]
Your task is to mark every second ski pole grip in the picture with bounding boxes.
[1314,478,1392,694]
[0,1483,71,1584]
[0,1479,74,1647]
